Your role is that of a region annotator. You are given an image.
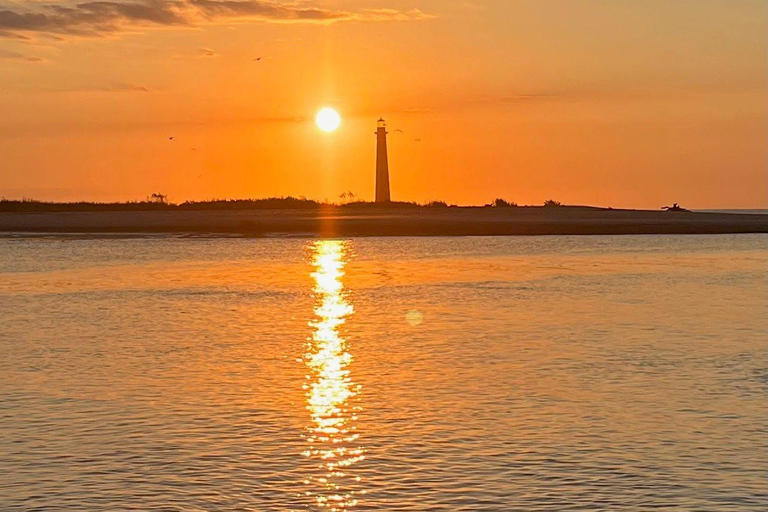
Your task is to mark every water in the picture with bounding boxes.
[1,234,766,511]
[696,209,768,215]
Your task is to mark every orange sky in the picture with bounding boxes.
[0,0,766,208]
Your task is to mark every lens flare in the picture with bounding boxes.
[406,309,423,326]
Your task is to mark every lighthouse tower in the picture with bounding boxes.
[375,118,391,203]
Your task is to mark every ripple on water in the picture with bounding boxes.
[0,235,766,511]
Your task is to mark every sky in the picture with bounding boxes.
[0,0,765,208]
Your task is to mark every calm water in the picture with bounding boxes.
[1,235,766,511]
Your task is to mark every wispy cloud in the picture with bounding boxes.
[110,83,151,92]
[499,94,558,102]
[0,48,48,62]
[0,29,31,40]
[473,83,765,106]
[361,8,435,22]
[463,92,561,104]
[29,83,153,93]
[401,107,435,114]
[0,1,436,39]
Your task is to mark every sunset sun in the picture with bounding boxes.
[315,108,341,132]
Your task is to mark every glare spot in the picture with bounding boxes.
[303,240,365,509]
[406,309,423,326]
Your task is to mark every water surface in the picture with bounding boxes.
[1,235,766,510]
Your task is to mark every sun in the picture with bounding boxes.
[316,107,341,132]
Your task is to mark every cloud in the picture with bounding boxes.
[198,46,217,57]
[499,94,557,102]
[190,0,347,21]
[36,83,153,92]
[0,1,188,37]
[462,92,561,104]
[0,1,435,39]
[401,107,434,114]
[115,83,151,92]
[361,8,436,22]
[0,29,32,39]
[0,49,48,62]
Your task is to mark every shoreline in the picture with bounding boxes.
[1,207,766,237]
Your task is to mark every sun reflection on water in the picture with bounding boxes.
[302,240,364,510]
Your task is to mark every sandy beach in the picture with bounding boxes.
[0,206,765,237]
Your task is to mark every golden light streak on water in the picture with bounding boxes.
[303,240,364,511]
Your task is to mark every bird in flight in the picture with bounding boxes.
[253,57,261,61]
[414,138,422,142]
[168,137,174,140]
[394,129,404,133]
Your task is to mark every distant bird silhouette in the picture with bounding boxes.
[168,137,174,140]
[414,138,422,142]
[190,148,197,151]
[394,129,404,133]
[253,57,261,61]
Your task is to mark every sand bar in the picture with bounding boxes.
[0,206,766,237]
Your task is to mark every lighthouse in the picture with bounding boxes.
[375,118,391,203]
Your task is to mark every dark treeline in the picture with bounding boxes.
[0,197,318,212]
[0,196,572,212]
[0,197,450,212]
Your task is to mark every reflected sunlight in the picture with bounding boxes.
[302,240,364,510]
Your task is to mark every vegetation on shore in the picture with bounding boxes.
[3,196,699,213]
[0,195,548,212]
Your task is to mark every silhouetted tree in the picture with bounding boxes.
[148,193,168,204]
[543,199,561,207]
[493,198,517,207]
